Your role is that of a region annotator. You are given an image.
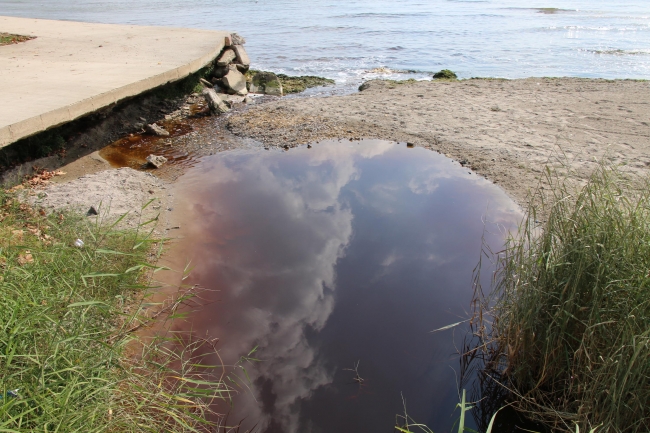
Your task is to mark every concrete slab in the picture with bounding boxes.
[0,16,230,148]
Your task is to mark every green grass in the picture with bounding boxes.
[474,166,650,432]
[0,190,228,431]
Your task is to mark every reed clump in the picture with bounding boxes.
[476,166,650,432]
[0,190,228,431]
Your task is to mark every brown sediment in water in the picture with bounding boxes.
[95,109,262,182]
[99,122,195,169]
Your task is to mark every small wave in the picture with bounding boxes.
[330,12,424,19]
[535,7,576,14]
[364,67,412,74]
[538,25,646,32]
[501,7,577,14]
[587,49,650,55]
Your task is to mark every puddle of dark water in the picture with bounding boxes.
[167,139,521,433]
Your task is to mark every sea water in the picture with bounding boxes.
[2,0,650,86]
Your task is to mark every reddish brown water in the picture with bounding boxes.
[99,121,197,169]
[167,139,521,433]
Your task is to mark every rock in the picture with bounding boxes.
[199,77,213,88]
[433,69,457,80]
[236,64,249,73]
[232,45,250,68]
[145,123,169,136]
[243,96,253,104]
[213,65,231,79]
[146,154,168,169]
[358,81,371,91]
[249,71,283,96]
[133,122,144,130]
[224,35,232,46]
[231,33,246,45]
[222,69,248,96]
[216,48,236,67]
[219,93,246,108]
[203,88,230,114]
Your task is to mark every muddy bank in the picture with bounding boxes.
[226,77,650,205]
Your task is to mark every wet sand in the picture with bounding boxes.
[227,78,650,206]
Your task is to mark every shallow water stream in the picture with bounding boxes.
[165,139,521,432]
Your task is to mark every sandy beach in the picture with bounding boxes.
[228,77,650,206]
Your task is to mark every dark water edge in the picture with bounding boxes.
[163,140,523,432]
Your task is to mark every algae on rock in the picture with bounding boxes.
[276,74,335,94]
[245,70,335,95]
[433,69,458,80]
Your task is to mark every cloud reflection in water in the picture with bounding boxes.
[170,140,520,433]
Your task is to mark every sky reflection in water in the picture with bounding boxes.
[169,140,520,432]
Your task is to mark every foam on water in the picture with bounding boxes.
[3,0,650,86]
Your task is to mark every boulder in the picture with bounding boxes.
[231,33,246,45]
[203,88,230,114]
[216,48,236,67]
[232,45,250,68]
[145,123,169,136]
[213,65,231,79]
[222,69,248,96]
[249,72,283,96]
[146,154,167,168]
[219,94,246,108]
[432,69,457,80]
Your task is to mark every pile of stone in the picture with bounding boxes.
[203,33,284,115]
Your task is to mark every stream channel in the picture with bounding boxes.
[153,138,522,432]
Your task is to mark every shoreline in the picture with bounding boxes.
[228,77,650,207]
